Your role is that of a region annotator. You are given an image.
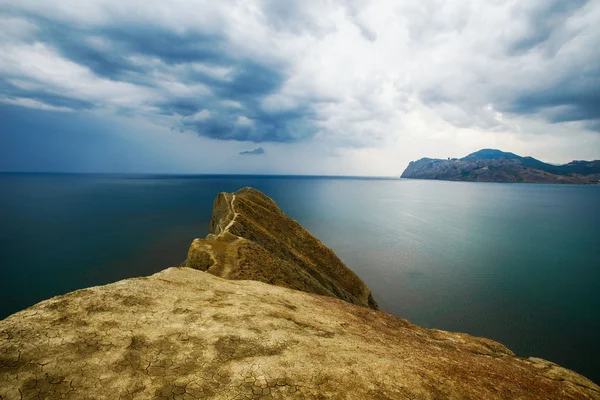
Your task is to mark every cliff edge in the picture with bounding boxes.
[184,187,378,310]
[1,188,599,399]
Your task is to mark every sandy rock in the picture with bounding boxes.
[1,268,598,399]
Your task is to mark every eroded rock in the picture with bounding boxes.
[1,268,598,399]
[184,187,378,310]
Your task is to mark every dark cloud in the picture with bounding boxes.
[506,0,589,55]
[158,98,209,117]
[0,7,322,143]
[214,62,284,98]
[178,104,319,143]
[239,147,265,155]
[508,68,600,124]
[8,12,231,83]
[0,78,95,111]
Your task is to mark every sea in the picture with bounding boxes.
[1,173,599,383]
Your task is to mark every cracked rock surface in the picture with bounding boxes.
[1,268,599,399]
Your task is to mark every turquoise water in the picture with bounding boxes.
[1,173,599,382]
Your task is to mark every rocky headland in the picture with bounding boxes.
[1,187,599,399]
[401,149,600,184]
[184,187,377,310]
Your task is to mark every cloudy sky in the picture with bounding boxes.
[1,0,599,176]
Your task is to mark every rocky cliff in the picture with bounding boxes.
[1,188,599,399]
[184,187,377,310]
[401,149,600,184]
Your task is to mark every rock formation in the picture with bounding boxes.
[184,187,377,310]
[401,149,600,184]
[1,188,599,399]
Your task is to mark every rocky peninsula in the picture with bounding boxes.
[401,149,600,184]
[1,188,598,399]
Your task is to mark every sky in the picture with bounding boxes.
[1,0,599,176]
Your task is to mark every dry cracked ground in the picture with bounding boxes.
[1,268,599,399]
[1,188,599,399]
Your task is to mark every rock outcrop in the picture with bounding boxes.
[184,187,378,310]
[401,149,600,184]
[1,188,599,399]
[2,268,599,399]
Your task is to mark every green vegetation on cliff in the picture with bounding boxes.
[401,149,600,184]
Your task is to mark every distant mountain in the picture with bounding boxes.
[461,149,522,161]
[401,149,600,184]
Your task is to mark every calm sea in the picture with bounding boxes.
[1,173,599,382]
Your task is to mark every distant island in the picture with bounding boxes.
[401,149,600,184]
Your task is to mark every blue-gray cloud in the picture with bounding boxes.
[510,77,600,124]
[239,147,265,155]
[412,0,599,132]
[0,6,323,143]
[505,0,590,55]
[0,78,96,111]
[502,1,599,125]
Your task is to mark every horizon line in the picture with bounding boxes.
[0,171,401,180]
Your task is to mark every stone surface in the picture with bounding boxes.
[1,267,599,400]
[184,187,378,310]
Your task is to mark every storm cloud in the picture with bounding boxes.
[239,147,265,156]
[0,0,599,174]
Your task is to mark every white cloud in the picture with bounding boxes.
[183,109,211,122]
[220,100,243,109]
[236,115,254,126]
[0,97,74,112]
